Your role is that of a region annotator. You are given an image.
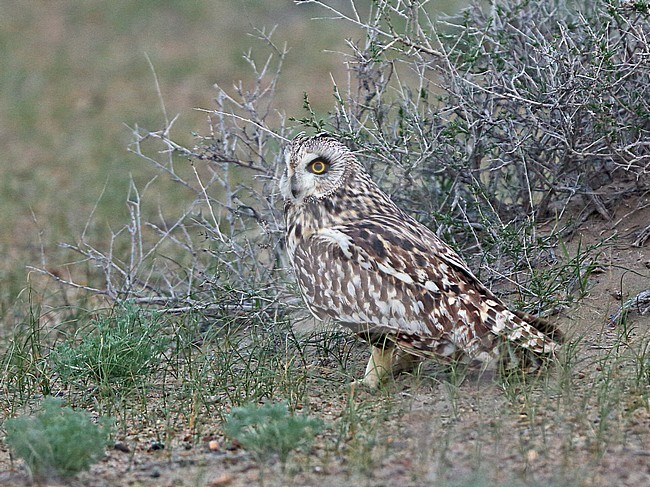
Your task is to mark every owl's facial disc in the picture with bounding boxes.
[290,155,331,197]
[281,135,352,204]
[283,150,336,203]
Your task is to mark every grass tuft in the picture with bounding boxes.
[50,303,168,393]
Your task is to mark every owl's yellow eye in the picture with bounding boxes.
[308,159,329,175]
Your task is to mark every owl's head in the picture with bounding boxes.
[281,133,359,204]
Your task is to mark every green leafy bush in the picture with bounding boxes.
[224,402,322,465]
[5,398,112,478]
[50,304,168,390]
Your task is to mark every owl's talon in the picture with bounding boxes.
[349,378,376,393]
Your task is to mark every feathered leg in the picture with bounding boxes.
[362,346,393,388]
[362,345,421,388]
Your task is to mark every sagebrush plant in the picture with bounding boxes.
[223,401,322,465]
[50,303,168,392]
[5,397,112,478]
[32,0,648,319]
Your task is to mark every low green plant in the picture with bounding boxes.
[223,401,322,466]
[50,304,168,392]
[5,398,112,478]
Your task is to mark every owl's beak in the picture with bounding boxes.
[290,174,300,199]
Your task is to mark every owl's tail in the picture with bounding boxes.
[512,309,564,344]
[501,309,563,372]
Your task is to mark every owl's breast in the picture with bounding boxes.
[289,234,359,323]
[284,198,335,263]
[287,223,429,334]
[284,204,310,265]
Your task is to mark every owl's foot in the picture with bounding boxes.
[362,345,394,388]
[360,346,420,388]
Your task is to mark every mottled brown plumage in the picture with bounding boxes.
[281,134,562,387]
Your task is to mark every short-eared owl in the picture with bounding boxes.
[281,134,562,387]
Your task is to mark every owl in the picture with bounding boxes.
[281,134,562,388]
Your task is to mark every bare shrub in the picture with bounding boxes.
[311,0,649,235]
[33,31,293,320]
[34,0,649,315]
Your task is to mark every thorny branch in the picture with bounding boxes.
[35,1,649,318]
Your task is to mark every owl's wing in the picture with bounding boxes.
[299,212,557,360]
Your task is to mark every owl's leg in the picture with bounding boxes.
[362,345,395,388]
[362,346,420,388]
[392,349,422,375]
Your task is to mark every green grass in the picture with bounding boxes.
[0,293,648,484]
[50,303,169,393]
[0,0,356,322]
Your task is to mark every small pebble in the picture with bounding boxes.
[114,442,130,453]
[148,441,165,452]
[526,450,538,462]
[208,473,234,486]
